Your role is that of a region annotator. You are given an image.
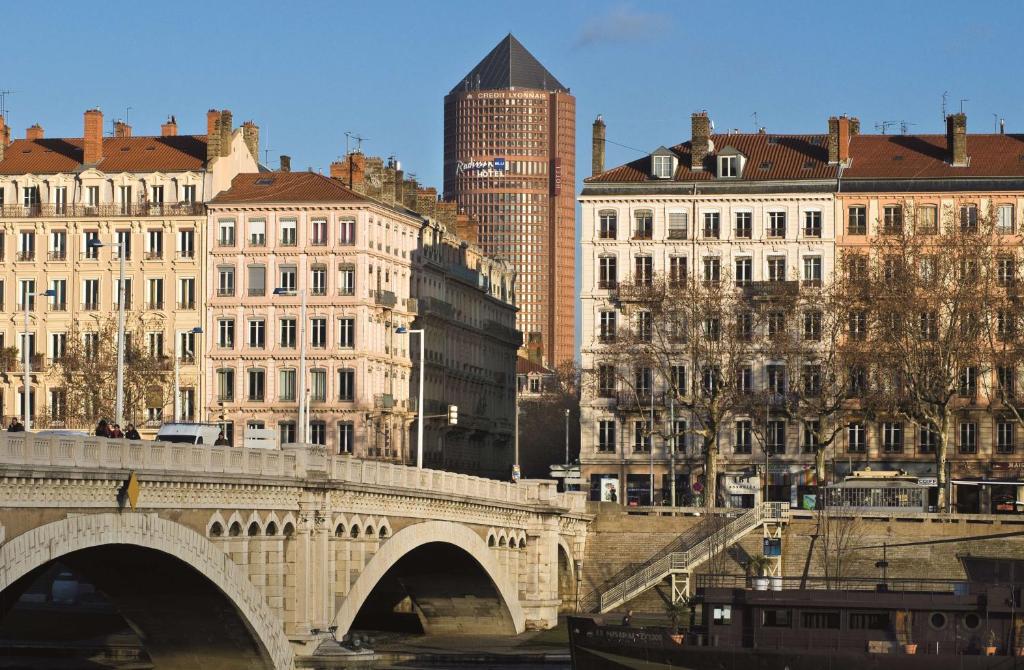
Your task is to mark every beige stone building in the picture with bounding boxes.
[0,108,257,429]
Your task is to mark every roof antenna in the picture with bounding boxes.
[960,98,969,114]
[752,111,759,131]
[874,121,897,135]
[0,90,12,118]
[899,121,916,135]
[994,113,999,133]
[941,91,948,120]
[125,105,132,125]
[351,134,367,153]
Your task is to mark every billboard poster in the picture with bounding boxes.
[600,477,620,503]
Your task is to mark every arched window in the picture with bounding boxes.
[209,522,224,538]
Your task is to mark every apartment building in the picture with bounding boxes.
[579,112,839,507]
[0,108,257,428]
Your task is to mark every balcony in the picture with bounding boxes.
[144,251,163,260]
[311,286,327,296]
[47,250,67,261]
[216,288,235,297]
[82,301,100,311]
[177,301,197,310]
[667,228,688,240]
[145,301,164,310]
[372,290,397,308]
[0,202,204,219]
[178,251,196,260]
[419,297,454,319]
[597,280,618,290]
[7,353,46,372]
[49,302,67,312]
[741,280,799,300]
[217,237,236,248]
[247,288,266,297]
[15,251,35,262]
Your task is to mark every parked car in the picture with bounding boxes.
[155,422,222,445]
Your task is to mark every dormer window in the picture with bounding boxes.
[720,155,738,177]
[653,155,674,179]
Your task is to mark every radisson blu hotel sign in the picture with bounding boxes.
[457,157,506,178]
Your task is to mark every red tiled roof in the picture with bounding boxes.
[585,134,836,183]
[0,136,208,175]
[843,134,1024,179]
[516,356,553,375]
[210,171,366,204]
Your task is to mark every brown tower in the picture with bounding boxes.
[443,34,576,367]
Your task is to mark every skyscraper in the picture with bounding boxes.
[444,34,575,366]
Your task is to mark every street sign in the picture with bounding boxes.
[549,466,581,479]
[563,477,587,486]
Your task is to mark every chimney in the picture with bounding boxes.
[690,111,711,171]
[329,160,345,179]
[279,155,291,172]
[849,117,861,136]
[26,124,44,141]
[827,116,852,165]
[346,152,365,191]
[219,109,233,158]
[946,113,968,167]
[241,121,259,162]
[1000,118,1006,135]
[591,115,606,176]
[206,110,221,161]
[114,121,132,138]
[161,115,178,137]
[83,109,103,164]
[0,116,7,162]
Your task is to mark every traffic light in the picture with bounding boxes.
[447,404,458,425]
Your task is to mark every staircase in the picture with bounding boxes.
[580,502,790,613]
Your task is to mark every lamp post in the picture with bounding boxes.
[274,288,307,443]
[174,326,203,422]
[87,237,127,424]
[22,288,56,430]
[395,326,424,468]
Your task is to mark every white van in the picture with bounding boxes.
[156,422,222,446]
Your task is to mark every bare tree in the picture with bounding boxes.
[815,501,865,589]
[51,316,174,427]
[518,360,581,478]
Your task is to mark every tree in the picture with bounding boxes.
[862,201,1016,510]
[51,316,174,427]
[517,361,581,479]
[815,502,865,589]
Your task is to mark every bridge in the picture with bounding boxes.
[0,433,591,669]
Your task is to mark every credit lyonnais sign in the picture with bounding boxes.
[457,157,506,177]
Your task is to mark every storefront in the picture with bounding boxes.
[722,471,759,508]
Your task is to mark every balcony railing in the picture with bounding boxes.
[373,290,397,308]
[144,251,163,260]
[177,301,197,310]
[82,301,100,311]
[216,288,235,297]
[47,250,67,261]
[49,302,67,312]
[145,301,164,310]
[0,202,204,218]
[15,251,35,261]
[178,250,196,260]
[248,288,265,297]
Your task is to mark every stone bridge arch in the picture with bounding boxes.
[0,513,293,670]
[333,520,526,636]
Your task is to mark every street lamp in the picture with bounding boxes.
[21,288,56,431]
[175,326,203,422]
[395,326,424,468]
[87,237,127,424]
[274,287,308,443]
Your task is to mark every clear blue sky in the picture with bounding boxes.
[5,0,1022,350]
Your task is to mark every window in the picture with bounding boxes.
[919,424,938,454]
[338,318,355,348]
[49,279,66,311]
[637,311,652,342]
[737,365,753,394]
[599,211,617,239]
[114,229,131,260]
[182,184,196,203]
[50,332,66,361]
[247,369,265,401]
[17,230,34,261]
[338,218,355,245]
[177,277,196,309]
[998,257,1016,286]
[635,367,652,396]
[311,317,327,348]
[802,420,820,454]
[309,420,327,445]
[83,332,99,359]
[767,311,786,338]
[248,319,266,348]
[766,364,786,395]
[634,256,652,286]
[115,278,132,310]
[280,218,297,245]
[803,365,821,397]
[338,264,355,295]
[217,266,235,297]
[86,185,100,208]
[279,422,297,445]
[766,420,786,455]
[217,318,235,348]
[767,257,786,282]
[667,212,688,239]
[736,312,754,342]
[960,204,978,231]
[338,368,355,401]
[882,421,903,453]
[53,186,67,213]
[17,279,36,310]
[735,258,752,285]
[597,420,616,453]
[704,316,721,341]
[83,230,100,259]
[338,422,355,454]
[216,368,235,401]
[279,368,297,401]
[703,212,720,239]
[598,310,617,342]
[702,366,721,395]
[997,204,1015,234]
[849,366,867,396]
[767,211,786,238]
[883,205,903,234]
[848,206,867,235]
[734,211,752,239]
[713,606,733,626]
[310,368,327,402]
[959,366,978,398]
[597,365,616,397]
[598,256,617,289]
[802,612,840,629]
[703,257,721,283]
[997,420,1015,454]
[957,421,978,454]
[848,310,867,341]
[919,311,938,341]
[633,210,652,239]
[998,366,1016,399]
[917,205,938,234]
[735,420,753,454]
[146,229,163,259]
[719,155,737,177]
[849,612,890,630]
[652,154,674,178]
[22,185,40,207]
[633,420,651,453]
[279,318,297,348]
[82,278,100,310]
[672,419,688,452]
[49,230,67,260]
[248,219,266,246]
[311,218,328,245]
[247,265,266,296]
[218,219,236,246]
[803,311,822,341]
[279,265,297,292]
[669,256,687,287]
[848,423,866,453]
[762,609,792,628]
[178,229,195,259]
[147,332,164,359]
[847,254,868,281]
[803,211,822,238]
[670,364,687,396]
[803,256,822,286]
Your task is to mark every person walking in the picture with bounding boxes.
[621,609,633,627]
[124,424,141,440]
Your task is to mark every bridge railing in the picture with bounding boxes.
[0,433,588,513]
